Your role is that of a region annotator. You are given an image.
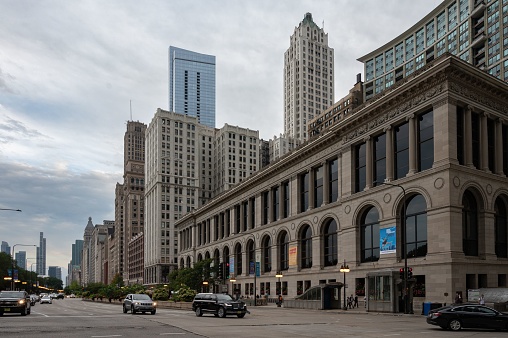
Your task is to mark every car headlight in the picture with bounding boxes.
[18,299,25,305]
[134,302,140,305]
[224,303,232,307]
[152,302,157,306]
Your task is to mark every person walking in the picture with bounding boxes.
[354,295,358,308]
[479,294,485,305]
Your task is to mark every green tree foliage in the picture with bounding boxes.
[152,286,169,301]
[168,258,213,293]
[172,285,197,302]
[110,273,124,287]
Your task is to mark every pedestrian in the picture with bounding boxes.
[479,294,485,305]
[454,292,462,304]
[354,295,358,308]
[364,296,367,308]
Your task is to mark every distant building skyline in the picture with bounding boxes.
[169,46,216,128]
[1,241,10,254]
[48,266,62,280]
[15,250,26,270]
[36,232,46,275]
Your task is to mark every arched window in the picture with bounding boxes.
[186,256,191,268]
[495,198,508,258]
[360,207,380,262]
[234,244,242,276]
[223,246,230,275]
[205,251,210,260]
[279,231,289,271]
[197,253,203,262]
[404,195,428,258]
[462,190,478,256]
[247,240,255,268]
[300,225,312,269]
[262,236,272,273]
[323,219,338,266]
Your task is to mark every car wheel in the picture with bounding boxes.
[448,319,462,331]
[131,306,136,314]
[218,307,226,318]
[27,307,31,315]
[151,310,156,315]
[21,306,27,316]
[123,305,127,314]
[237,313,245,318]
[195,307,203,317]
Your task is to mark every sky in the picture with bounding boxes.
[0,0,443,283]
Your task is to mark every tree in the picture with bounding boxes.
[168,259,213,293]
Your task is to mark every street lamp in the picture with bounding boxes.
[380,181,409,314]
[275,272,283,296]
[229,277,236,297]
[11,244,36,291]
[339,260,350,310]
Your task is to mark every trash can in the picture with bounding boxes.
[422,302,431,316]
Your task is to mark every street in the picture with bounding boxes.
[0,298,506,337]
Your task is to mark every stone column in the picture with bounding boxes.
[496,119,504,175]
[408,114,417,175]
[239,203,244,233]
[481,113,490,172]
[465,106,473,167]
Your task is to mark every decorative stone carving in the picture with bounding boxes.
[434,178,445,190]
[486,184,492,195]
[344,205,351,214]
[453,176,460,188]
[383,193,391,203]
[313,216,318,224]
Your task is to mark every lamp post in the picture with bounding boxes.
[30,263,37,294]
[339,260,350,310]
[229,277,236,297]
[275,272,283,296]
[381,181,409,314]
[11,244,36,291]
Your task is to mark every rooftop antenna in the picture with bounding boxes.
[130,100,132,121]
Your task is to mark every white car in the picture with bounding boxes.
[40,295,52,304]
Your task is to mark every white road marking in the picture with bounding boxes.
[91,336,122,338]
[159,334,185,336]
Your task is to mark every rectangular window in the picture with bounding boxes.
[355,142,367,193]
[437,11,446,39]
[375,54,384,77]
[235,205,241,233]
[242,201,248,232]
[374,133,386,186]
[385,49,394,72]
[328,158,339,202]
[416,28,425,54]
[472,112,481,168]
[418,111,434,171]
[395,122,409,179]
[272,186,280,221]
[448,2,458,30]
[314,165,323,207]
[300,172,309,212]
[262,191,269,225]
[250,197,255,229]
[395,42,404,67]
[487,118,496,172]
[405,36,415,60]
[365,59,374,81]
[426,20,435,46]
[282,181,290,218]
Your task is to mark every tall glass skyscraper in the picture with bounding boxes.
[169,46,216,128]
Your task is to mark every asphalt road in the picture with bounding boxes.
[1,298,506,337]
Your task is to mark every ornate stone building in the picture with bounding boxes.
[176,54,508,313]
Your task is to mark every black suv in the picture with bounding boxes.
[192,293,248,318]
[0,291,31,316]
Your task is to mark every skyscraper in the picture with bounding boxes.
[169,46,216,128]
[48,266,62,280]
[1,241,10,254]
[284,13,335,142]
[72,240,84,266]
[15,251,26,270]
[36,232,46,275]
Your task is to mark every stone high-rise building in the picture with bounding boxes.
[284,13,334,143]
[36,232,46,275]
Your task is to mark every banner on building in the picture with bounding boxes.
[289,244,297,266]
[380,226,396,254]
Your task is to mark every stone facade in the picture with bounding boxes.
[176,55,508,312]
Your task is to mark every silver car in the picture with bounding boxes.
[122,294,156,315]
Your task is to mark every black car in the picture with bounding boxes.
[427,304,508,331]
[192,293,248,318]
[0,291,32,316]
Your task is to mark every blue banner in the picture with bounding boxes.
[380,226,396,254]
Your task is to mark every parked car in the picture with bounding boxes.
[122,294,156,315]
[56,293,65,299]
[427,304,508,331]
[192,293,248,318]
[40,295,52,304]
[0,291,31,316]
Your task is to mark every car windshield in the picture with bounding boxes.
[42,295,50,299]
[132,294,151,300]
[0,291,24,298]
[216,294,234,301]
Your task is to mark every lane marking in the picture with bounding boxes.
[159,334,185,336]
[91,336,122,338]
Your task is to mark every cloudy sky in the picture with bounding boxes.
[0,0,443,282]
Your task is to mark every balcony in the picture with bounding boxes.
[471,1,485,19]
[471,32,487,48]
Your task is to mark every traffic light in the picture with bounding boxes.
[218,262,224,280]
[399,268,404,279]
[225,263,230,279]
[407,267,413,279]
